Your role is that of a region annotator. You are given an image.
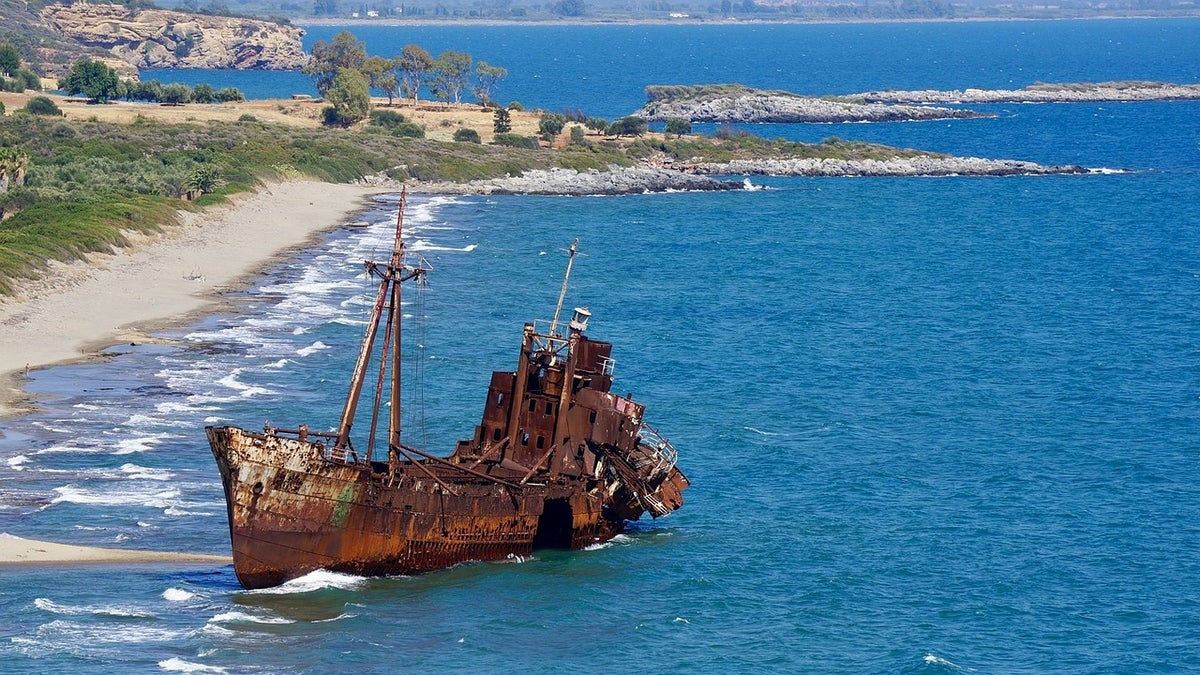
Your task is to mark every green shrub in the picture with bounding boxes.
[237,114,258,122]
[391,122,425,138]
[453,128,481,143]
[506,101,524,111]
[24,96,62,116]
[368,109,407,128]
[214,87,245,103]
[493,133,539,149]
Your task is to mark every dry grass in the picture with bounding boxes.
[0,90,550,139]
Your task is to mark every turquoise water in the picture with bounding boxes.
[5,19,1200,673]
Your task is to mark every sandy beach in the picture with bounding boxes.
[0,533,231,566]
[0,180,387,421]
[0,180,386,565]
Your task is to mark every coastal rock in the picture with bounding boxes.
[410,166,746,196]
[685,156,1091,177]
[40,3,307,70]
[637,89,988,124]
[854,81,1200,105]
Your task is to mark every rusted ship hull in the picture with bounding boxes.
[208,426,645,589]
[207,201,687,589]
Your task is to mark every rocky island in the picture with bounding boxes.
[636,84,992,124]
[39,3,306,71]
[854,81,1200,105]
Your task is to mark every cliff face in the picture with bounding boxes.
[40,3,307,71]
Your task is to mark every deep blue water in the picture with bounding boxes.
[4,19,1200,673]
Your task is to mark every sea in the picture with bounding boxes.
[2,19,1199,673]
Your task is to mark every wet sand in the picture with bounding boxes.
[0,533,231,565]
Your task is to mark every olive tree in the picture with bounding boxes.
[59,59,120,103]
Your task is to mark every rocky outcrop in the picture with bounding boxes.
[685,156,1092,177]
[636,86,989,124]
[406,166,747,195]
[397,155,1091,196]
[40,3,306,70]
[855,81,1200,105]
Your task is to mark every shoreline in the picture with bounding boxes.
[0,180,389,421]
[0,533,230,566]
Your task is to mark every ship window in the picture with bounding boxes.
[493,428,502,441]
[497,393,505,405]
[545,402,554,415]
[528,400,537,412]
[521,432,530,446]
[589,411,597,424]
[536,435,545,449]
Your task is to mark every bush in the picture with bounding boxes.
[24,96,62,116]
[391,122,425,138]
[493,133,539,149]
[569,126,586,145]
[214,87,245,102]
[453,128,481,143]
[506,101,524,111]
[0,101,5,115]
[368,109,407,129]
[237,113,258,122]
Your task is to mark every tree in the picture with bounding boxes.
[664,117,692,136]
[538,112,567,142]
[396,44,433,107]
[0,43,19,77]
[191,83,216,104]
[323,67,371,125]
[304,31,366,97]
[430,50,472,105]
[215,87,245,102]
[160,82,191,105]
[313,0,339,16]
[472,61,507,107]
[59,59,120,103]
[493,107,511,134]
[362,55,399,105]
[554,0,585,15]
[607,115,647,137]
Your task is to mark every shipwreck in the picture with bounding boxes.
[206,192,689,589]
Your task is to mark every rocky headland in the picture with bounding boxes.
[40,3,306,71]
[402,155,1091,196]
[636,84,989,124]
[854,81,1200,105]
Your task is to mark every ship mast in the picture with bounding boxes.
[334,189,426,459]
[548,239,579,337]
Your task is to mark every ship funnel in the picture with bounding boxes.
[568,307,591,334]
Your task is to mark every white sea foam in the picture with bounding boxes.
[162,588,196,602]
[120,463,174,481]
[244,569,368,595]
[924,654,973,670]
[584,533,633,551]
[158,658,228,673]
[34,598,155,618]
[8,454,29,470]
[296,341,330,357]
[262,358,291,369]
[208,611,294,625]
[744,426,780,436]
[113,436,170,455]
[51,485,182,508]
